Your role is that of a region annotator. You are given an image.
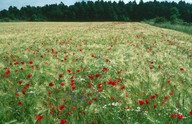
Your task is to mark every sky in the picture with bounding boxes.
[0,0,191,11]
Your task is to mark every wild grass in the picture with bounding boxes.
[0,22,192,124]
[145,21,192,35]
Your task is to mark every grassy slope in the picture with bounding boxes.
[0,22,192,123]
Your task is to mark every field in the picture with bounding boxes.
[0,22,192,124]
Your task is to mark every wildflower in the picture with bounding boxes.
[189,110,192,116]
[5,70,11,75]
[49,83,54,87]
[95,73,101,78]
[18,80,22,84]
[27,74,32,78]
[36,115,43,122]
[22,89,26,95]
[102,67,108,72]
[67,69,71,73]
[164,96,169,100]
[15,93,20,97]
[169,92,174,96]
[180,68,184,71]
[59,105,65,110]
[71,85,76,90]
[177,113,184,119]
[97,83,102,88]
[154,104,157,108]
[138,99,145,106]
[93,98,97,101]
[167,79,170,83]
[29,60,33,64]
[71,80,75,85]
[108,78,117,86]
[59,74,63,78]
[72,106,76,111]
[88,75,94,79]
[170,113,176,118]
[88,82,93,88]
[149,66,153,69]
[60,82,65,86]
[60,119,67,124]
[14,61,19,65]
[88,100,92,105]
[121,86,125,90]
[110,97,115,101]
[150,95,156,100]
[18,101,22,105]
[145,99,149,104]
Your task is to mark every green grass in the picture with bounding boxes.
[146,21,192,35]
[0,22,192,124]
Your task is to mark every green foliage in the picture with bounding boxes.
[154,17,167,24]
[0,1,192,22]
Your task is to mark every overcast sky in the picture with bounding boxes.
[0,0,191,11]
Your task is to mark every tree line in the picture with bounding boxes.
[0,0,191,23]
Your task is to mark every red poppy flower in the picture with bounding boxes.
[60,82,65,86]
[177,113,184,119]
[189,110,192,115]
[72,106,76,111]
[5,70,11,75]
[22,89,26,95]
[71,80,75,85]
[138,99,145,106]
[154,104,157,108]
[145,99,149,104]
[18,101,22,105]
[27,74,32,78]
[18,80,22,84]
[14,61,19,65]
[59,74,63,78]
[88,82,93,88]
[49,83,54,87]
[97,83,102,88]
[121,86,125,90]
[149,66,153,69]
[110,97,115,101]
[88,100,92,105]
[164,96,169,100]
[170,113,176,118]
[95,73,101,78]
[71,85,76,90]
[88,75,94,79]
[15,93,20,97]
[180,68,184,71]
[167,79,170,83]
[29,61,33,64]
[67,69,71,73]
[59,105,65,110]
[36,115,43,122]
[169,92,174,96]
[92,97,97,101]
[102,67,108,72]
[60,119,67,124]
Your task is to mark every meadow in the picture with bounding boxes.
[0,22,192,124]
